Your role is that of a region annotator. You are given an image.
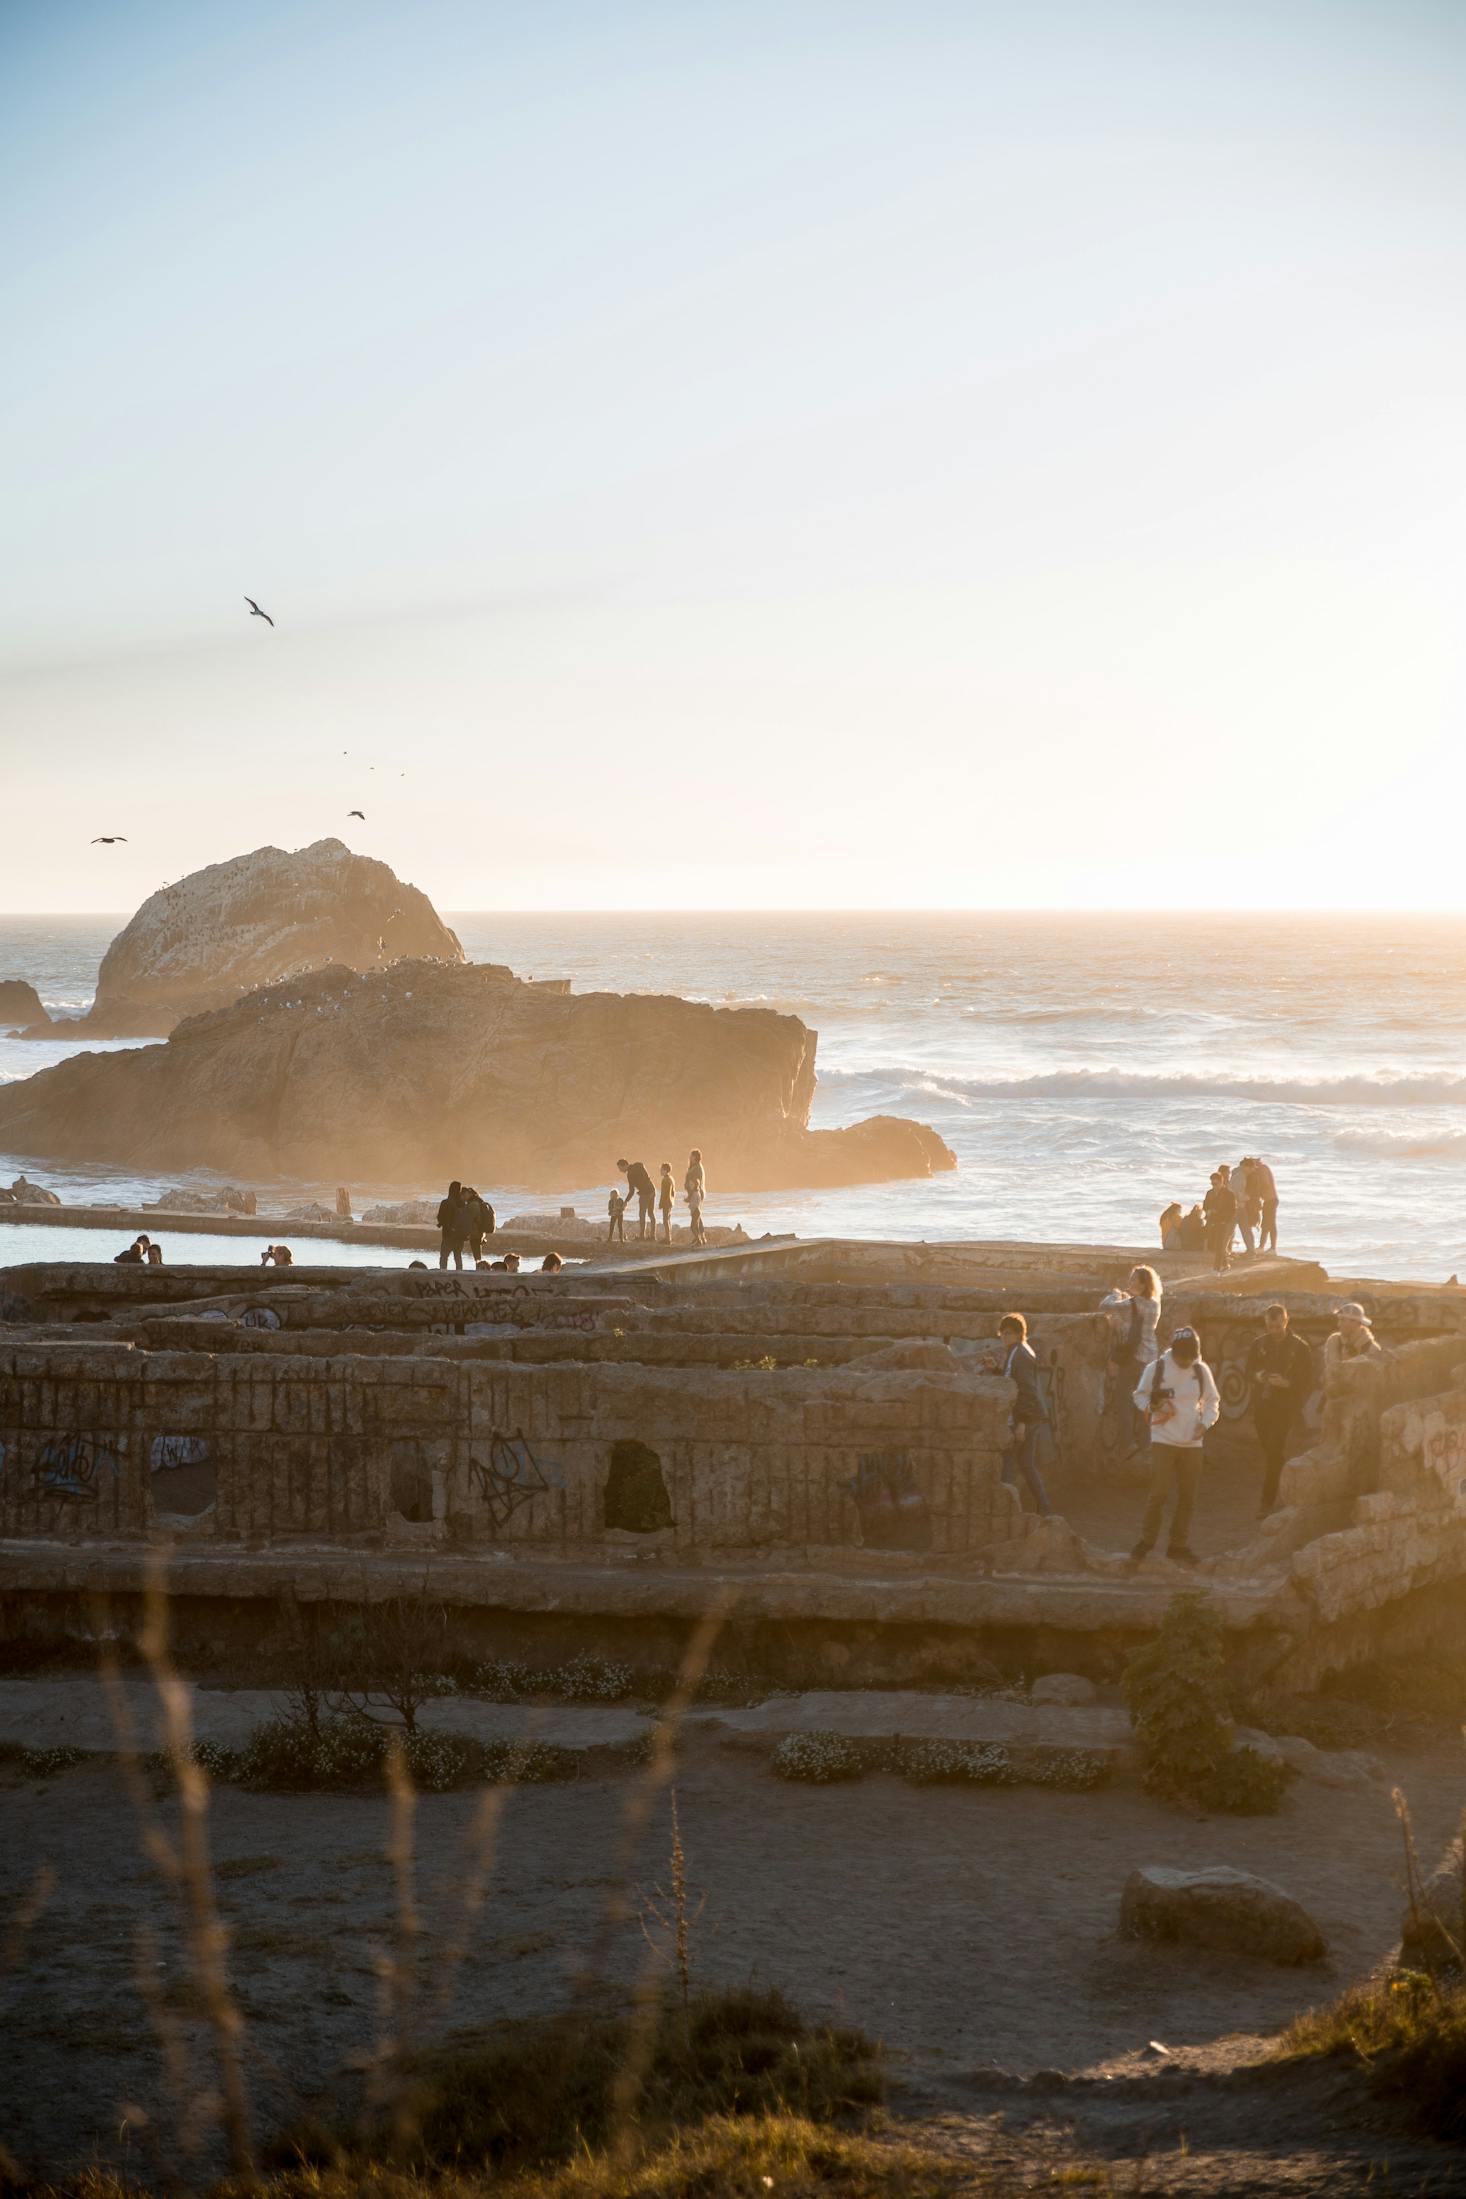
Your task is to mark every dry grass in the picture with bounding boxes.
[1278,1968,1466,2138]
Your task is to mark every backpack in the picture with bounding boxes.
[1145,1351,1202,1427]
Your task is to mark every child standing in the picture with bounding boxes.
[606,1188,627,1244]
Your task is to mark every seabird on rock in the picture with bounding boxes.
[91,836,127,844]
[244,597,274,626]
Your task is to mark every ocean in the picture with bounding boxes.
[2,911,1465,1282]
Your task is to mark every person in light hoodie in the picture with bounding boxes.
[1129,1325,1221,1567]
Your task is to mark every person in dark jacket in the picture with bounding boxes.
[994,1312,1053,1517]
[1245,1303,1316,1516]
[461,1186,495,1262]
[617,1158,658,1240]
[436,1180,467,1271]
[1203,1169,1238,1273]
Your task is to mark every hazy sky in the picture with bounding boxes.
[3,0,1463,911]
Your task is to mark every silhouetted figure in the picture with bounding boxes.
[607,1189,627,1244]
[437,1180,466,1271]
[1203,1169,1238,1273]
[995,1312,1052,1517]
[461,1186,495,1261]
[617,1158,657,1239]
[1234,1157,1263,1255]
[244,597,274,626]
[658,1163,675,1243]
[1159,1201,1183,1249]
[541,1252,564,1273]
[114,1242,144,1264]
[685,1148,708,1247]
[1246,1303,1315,1516]
[1254,1156,1280,1253]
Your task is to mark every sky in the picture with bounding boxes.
[2,0,1464,913]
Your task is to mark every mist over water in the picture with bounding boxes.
[2,911,1464,1281]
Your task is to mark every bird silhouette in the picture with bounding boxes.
[244,597,274,627]
[91,836,127,844]
[348,809,365,819]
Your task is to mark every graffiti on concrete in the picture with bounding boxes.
[1427,1422,1466,1506]
[469,1427,566,1531]
[150,1435,210,1470]
[239,1304,282,1330]
[35,1434,120,1502]
[847,1448,931,1551]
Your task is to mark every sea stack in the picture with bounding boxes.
[82,838,463,1036]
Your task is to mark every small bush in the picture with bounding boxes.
[1281,1969,1466,2139]
[1,1742,87,1778]
[1026,1747,1112,1792]
[771,1733,867,1783]
[158,1719,583,1793]
[462,1653,634,1703]
[901,1740,1014,1787]
[1124,1591,1284,1813]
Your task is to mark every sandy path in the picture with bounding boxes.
[1,1728,1462,2183]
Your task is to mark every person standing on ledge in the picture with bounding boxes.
[1246,1303,1315,1517]
[995,1312,1053,1518]
[1254,1155,1280,1254]
[685,1147,708,1247]
[1203,1168,1238,1274]
[1130,1325,1220,1566]
[657,1162,676,1244]
[617,1158,658,1240]
[436,1180,467,1271]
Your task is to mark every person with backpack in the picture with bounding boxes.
[1129,1325,1220,1565]
[1203,1168,1238,1273]
[461,1185,496,1262]
[436,1180,467,1271]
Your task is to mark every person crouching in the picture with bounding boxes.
[1130,1325,1219,1566]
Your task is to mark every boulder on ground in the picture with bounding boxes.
[1031,1673,1098,1706]
[1119,1865,1326,1965]
[0,957,957,1193]
[83,838,464,1036]
[0,979,50,1032]
[7,1175,61,1207]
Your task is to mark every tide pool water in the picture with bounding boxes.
[3,910,1465,1281]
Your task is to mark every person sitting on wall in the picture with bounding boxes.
[1324,1301,1383,1383]
[1245,1302,1316,1517]
[407,1259,428,1270]
[1159,1201,1184,1249]
[502,1251,521,1272]
[1176,1203,1207,1252]
[270,1243,294,1267]
[617,1158,658,1240]
[114,1240,145,1264]
[541,1252,564,1272]
[145,1242,164,1265]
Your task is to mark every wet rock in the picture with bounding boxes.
[0,979,50,1032]
[1119,1865,1326,1965]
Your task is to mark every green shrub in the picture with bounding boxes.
[161,1719,582,1794]
[1123,1591,1284,1813]
[1026,1747,1112,1792]
[901,1739,1014,1787]
[771,1733,867,1783]
[1281,1969,1466,2139]
[1,1742,88,1778]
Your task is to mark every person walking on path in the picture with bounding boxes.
[1203,1168,1238,1274]
[685,1148,708,1247]
[1130,1325,1220,1565]
[995,1312,1053,1518]
[1254,1156,1280,1254]
[436,1180,467,1271]
[617,1158,658,1241]
[657,1163,676,1244]
[1245,1303,1315,1516]
[1324,1301,1383,1383]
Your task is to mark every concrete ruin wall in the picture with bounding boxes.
[0,1337,1031,1560]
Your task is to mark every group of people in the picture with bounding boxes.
[113,1232,164,1266]
[433,1182,498,1270]
[1159,1156,1279,1272]
[997,1262,1385,1566]
[607,1152,707,1246]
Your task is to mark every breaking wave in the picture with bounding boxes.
[818,1066,1466,1108]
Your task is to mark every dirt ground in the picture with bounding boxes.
[3,1718,1465,2191]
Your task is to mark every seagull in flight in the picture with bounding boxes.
[244,597,274,627]
[91,835,128,844]
[348,809,365,819]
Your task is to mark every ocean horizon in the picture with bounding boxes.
[4,908,1465,1284]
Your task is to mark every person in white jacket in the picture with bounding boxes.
[1129,1326,1221,1566]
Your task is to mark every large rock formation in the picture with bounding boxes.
[0,958,955,1192]
[81,839,462,1036]
[0,980,50,1033]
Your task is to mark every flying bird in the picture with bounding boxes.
[91,835,127,844]
[348,809,365,819]
[244,597,274,626]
